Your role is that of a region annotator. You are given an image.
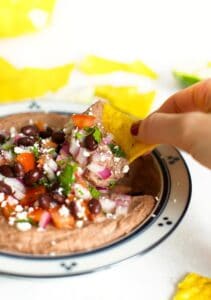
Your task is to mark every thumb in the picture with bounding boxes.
[134,112,207,153]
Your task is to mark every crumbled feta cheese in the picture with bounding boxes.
[83,150,90,157]
[73,183,91,200]
[122,165,129,173]
[7,196,18,206]
[57,187,63,195]
[14,147,28,154]
[75,201,86,218]
[8,217,16,226]
[10,127,17,138]
[76,220,84,228]
[77,167,83,176]
[28,207,34,213]
[2,150,13,161]
[16,222,32,231]
[99,197,116,213]
[15,205,23,212]
[114,157,121,163]
[58,205,69,217]
[16,211,27,219]
[0,193,5,203]
[1,200,7,208]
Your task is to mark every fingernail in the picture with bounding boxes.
[130,121,141,136]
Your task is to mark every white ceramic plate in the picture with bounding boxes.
[0,100,191,277]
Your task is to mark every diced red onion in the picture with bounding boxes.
[39,211,51,229]
[98,168,111,179]
[69,138,80,158]
[99,197,116,213]
[75,148,88,167]
[103,133,113,145]
[60,141,69,155]
[4,178,25,199]
[97,187,109,194]
[112,194,131,207]
[87,162,105,173]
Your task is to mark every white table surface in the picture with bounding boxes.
[0,0,211,299]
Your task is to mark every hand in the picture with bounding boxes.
[131,79,211,169]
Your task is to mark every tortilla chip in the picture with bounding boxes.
[79,55,157,79]
[95,85,155,118]
[0,0,56,37]
[101,101,155,162]
[0,58,74,102]
[173,273,211,300]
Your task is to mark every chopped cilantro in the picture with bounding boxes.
[48,148,57,156]
[1,142,14,151]
[89,186,101,199]
[39,177,51,188]
[85,126,102,143]
[109,143,126,158]
[93,127,102,143]
[84,127,94,134]
[31,145,39,159]
[75,132,84,140]
[58,163,76,195]
[109,180,116,188]
[15,218,37,226]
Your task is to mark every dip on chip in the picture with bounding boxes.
[0,100,156,255]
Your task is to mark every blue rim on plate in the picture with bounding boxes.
[0,100,192,277]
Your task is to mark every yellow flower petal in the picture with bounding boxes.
[79,55,157,79]
[173,273,211,300]
[0,58,74,102]
[102,102,155,162]
[0,0,56,37]
[95,85,156,119]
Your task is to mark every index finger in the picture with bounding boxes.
[157,79,211,114]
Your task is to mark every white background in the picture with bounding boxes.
[0,0,211,299]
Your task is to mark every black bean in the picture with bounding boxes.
[88,199,101,214]
[17,137,35,146]
[21,125,39,137]
[39,127,53,139]
[51,191,65,204]
[52,131,65,144]
[24,168,42,186]
[69,201,78,218]
[0,134,6,144]
[0,181,12,194]
[84,134,98,151]
[0,165,14,177]
[38,193,52,209]
[13,162,25,178]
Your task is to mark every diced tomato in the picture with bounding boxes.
[71,114,96,129]
[16,152,35,173]
[49,207,75,229]
[28,207,45,223]
[20,186,46,206]
[1,204,15,219]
